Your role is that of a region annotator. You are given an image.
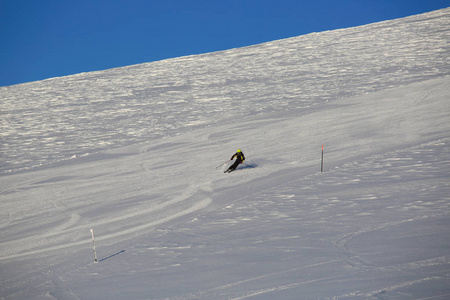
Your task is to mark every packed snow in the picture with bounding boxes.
[1,8,450,300]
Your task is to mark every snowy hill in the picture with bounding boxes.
[1,8,450,300]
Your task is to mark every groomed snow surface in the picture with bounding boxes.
[1,8,450,300]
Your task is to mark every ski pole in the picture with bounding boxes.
[216,160,231,169]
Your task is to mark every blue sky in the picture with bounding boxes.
[1,0,448,87]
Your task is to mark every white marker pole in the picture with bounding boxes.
[90,228,98,263]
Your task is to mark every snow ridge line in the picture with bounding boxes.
[0,197,211,261]
[182,259,343,299]
[0,183,210,256]
[329,276,447,299]
[228,274,346,300]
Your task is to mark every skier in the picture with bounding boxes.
[225,149,245,173]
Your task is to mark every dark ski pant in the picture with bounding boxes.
[226,160,241,172]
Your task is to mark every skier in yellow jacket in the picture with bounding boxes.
[225,149,245,173]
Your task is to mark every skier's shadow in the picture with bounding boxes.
[240,163,257,170]
[99,250,126,262]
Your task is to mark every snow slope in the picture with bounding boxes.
[1,8,450,300]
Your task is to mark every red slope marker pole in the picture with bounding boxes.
[321,144,324,172]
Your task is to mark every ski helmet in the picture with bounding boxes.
[237,149,241,152]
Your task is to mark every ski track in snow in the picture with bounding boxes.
[1,8,450,300]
